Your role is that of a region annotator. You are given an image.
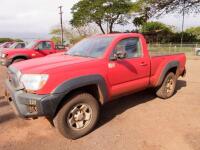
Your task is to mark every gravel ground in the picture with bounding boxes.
[0,59,200,150]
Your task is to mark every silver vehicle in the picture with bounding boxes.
[9,42,26,49]
[195,48,200,56]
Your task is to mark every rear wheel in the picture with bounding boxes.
[156,72,177,99]
[53,93,100,139]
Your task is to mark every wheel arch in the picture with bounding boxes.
[11,54,29,62]
[51,75,109,117]
[156,61,179,87]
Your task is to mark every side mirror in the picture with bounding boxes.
[116,50,127,59]
[111,50,127,61]
[35,47,40,51]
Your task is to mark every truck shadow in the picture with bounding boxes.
[176,80,187,91]
[0,99,16,124]
[0,112,16,124]
[0,96,5,100]
[97,79,187,129]
[0,100,9,107]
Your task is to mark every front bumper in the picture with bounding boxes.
[5,80,64,118]
[0,58,12,66]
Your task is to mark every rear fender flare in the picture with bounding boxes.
[157,61,179,86]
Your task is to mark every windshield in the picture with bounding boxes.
[25,41,37,49]
[66,37,113,58]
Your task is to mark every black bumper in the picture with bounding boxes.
[0,58,12,67]
[5,80,64,118]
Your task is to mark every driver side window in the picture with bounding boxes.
[36,41,52,50]
[112,38,142,59]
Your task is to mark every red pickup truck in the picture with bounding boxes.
[0,40,66,66]
[5,33,186,139]
[0,42,14,49]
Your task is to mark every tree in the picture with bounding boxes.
[186,27,200,40]
[141,21,174,43]
[148,0,200,15]
[169,32,198,43]
[50,24,99,44]
[0,38,23,43]
[141,21,173,33]
[0,38,13,43]
[14,39,24,42]
[70,0,133,34]
[132,0,152,28]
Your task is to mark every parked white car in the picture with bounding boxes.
[195,48,200,56]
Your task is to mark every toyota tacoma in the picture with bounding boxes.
[5,33,186,139]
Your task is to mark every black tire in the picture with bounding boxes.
[156,72,177,99]
[53,93,100,139]
[12,58,26,64]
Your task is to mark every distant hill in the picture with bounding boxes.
[0,32,51,41]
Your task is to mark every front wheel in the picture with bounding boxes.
[12,58,26,64]
[53,93,100,139]
[156,72,177,99]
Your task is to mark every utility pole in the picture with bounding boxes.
[59,6,64,45]
[181,0,186,47]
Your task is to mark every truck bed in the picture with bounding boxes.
[149,53,186,87]
[149,51,183,57]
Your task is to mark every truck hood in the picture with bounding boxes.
[12,54,95,74]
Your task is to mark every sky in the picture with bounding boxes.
[0,0,200,40]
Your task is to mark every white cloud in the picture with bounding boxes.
[0,0,79,39]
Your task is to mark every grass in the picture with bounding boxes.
[148,44,197,56]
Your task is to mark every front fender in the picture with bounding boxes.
[52,75,109,104]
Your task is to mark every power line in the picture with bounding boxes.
[59,6,64,45]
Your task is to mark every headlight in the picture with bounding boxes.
[20,74,49,91]
[1,53,7,58]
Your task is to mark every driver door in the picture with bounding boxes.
[34,41,55,57]
[108,38,150,97]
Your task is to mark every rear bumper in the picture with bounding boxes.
[5,80,64,119]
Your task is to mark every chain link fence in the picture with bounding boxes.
[148,43,200,56]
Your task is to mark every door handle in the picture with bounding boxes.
[140,62,148,66]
